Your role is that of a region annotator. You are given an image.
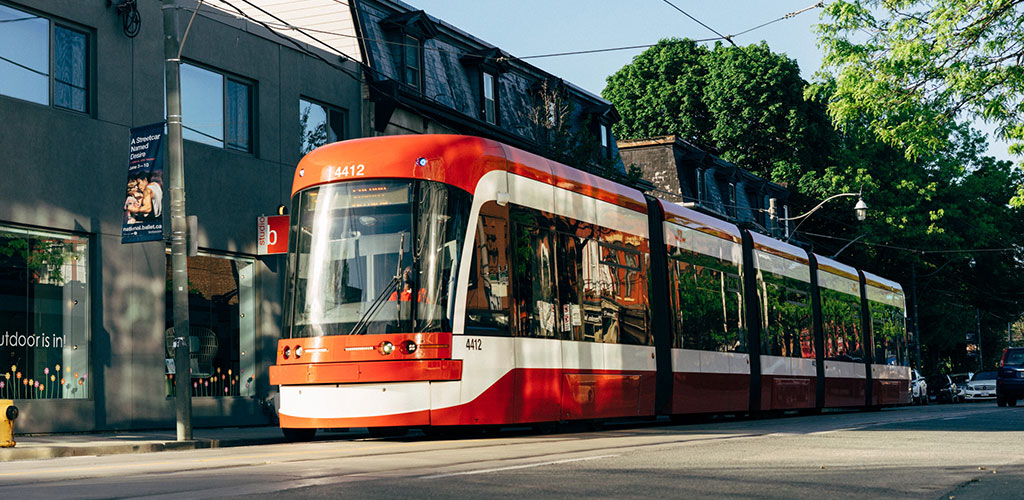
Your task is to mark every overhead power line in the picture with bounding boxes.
[801,230,1020,256]
[659,0,735,46]
[510,2,824,61]
[199,0,822,66]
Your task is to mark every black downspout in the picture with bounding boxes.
[645,196,674,415]
[859,271,874,408]
[741,230,762,415]
[808,254,826,411]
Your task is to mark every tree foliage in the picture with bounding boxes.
[603,38,833,184]
[603,37,1024,372]
[815,0,1024,204]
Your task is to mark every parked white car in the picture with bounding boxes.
[911,369,928,405]
[963,370,998,401]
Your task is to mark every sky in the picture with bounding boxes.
[410,0,1012,163]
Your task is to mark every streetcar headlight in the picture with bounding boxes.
[404,340,418,354]
[295,346,304,358]
[380,341,395,355]
[283,346,291,359]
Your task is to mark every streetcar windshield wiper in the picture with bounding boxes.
[349,232,405,336]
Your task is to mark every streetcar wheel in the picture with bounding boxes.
[1010,399,1018,407]
[282,427,317,442]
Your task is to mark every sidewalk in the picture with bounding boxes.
[0,426,289,462]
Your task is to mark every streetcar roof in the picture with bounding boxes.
[815,254,860,282]
[862,270,904,296]
[749,230,809,265]
[660,200,742,243]
[293,134,647,214]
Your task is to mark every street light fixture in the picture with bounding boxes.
[854,197,868,221]
[771,192,868,242]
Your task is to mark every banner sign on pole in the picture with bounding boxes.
[258,215,289,255]
[121,122,166,243]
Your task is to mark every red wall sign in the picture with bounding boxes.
[258,215,289,255]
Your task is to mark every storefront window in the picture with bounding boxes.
[0,225,90,400]
[165,253,255,398]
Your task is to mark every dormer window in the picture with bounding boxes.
[600,123,610,158]
[380,10,438,93]
[582,102,619,160]
[403,34,422,89]
[482,71,497,124]
[461,48,509,126]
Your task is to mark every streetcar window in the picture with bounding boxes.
[466,202,511,335]
[511,221,558,338]
[869,290,907,366]
[753,250,812,359]
[596,239,649,346]
[283,180,470,337]
[508,206,650,346]
[818,271,864,362]
[556,232,586,341]
[666,223,745,353]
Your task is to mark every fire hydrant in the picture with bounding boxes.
[1,399,18,448]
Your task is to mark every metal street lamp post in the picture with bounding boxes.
[768,192,868,242]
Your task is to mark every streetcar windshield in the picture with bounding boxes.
[284,180,471,337]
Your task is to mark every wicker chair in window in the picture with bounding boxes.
[164,326,219,378]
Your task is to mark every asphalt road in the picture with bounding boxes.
[1,402,1022,500]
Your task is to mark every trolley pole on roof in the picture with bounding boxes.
[162,0,192,441]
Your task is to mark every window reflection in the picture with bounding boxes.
[508,205,651,346]
[666,223,745,353]
[0,225,90,400]
[164,253,256,398]
[299,98,346,155]
[0,5,89,112]
[54,26,87,112]
[181,63,253,152]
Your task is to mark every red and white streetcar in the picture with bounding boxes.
[269,134,910,440]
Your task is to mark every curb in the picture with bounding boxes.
[0,436,286,462]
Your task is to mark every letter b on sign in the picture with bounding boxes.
[258,215,289,255]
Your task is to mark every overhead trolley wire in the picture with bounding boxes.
[659,0,736,46]
[507,2,823,61]
[198,0,822,65]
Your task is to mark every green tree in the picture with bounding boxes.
[602,39,711,145]
[603,39,833,183]
[815,0,1024,204]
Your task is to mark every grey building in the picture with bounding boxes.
[618,135,792,236]
[0,0,624,434]
[0,0,361,433]
[353,0,626,175]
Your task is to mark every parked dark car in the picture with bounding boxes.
[926,374,959,404]
[997,347,1024,407]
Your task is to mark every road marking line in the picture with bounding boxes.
[418,454,620,479]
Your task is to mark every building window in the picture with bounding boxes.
[0,4,89,113]
[0,224,91,400]
[299,98,346,156]
[403,34,422,89]
[165,252,256,399]
[180,63,253,152]
[482,71,497,124]
[599,123,611,158]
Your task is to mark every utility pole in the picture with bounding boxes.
[911,264,921,368]
[162,0,192,441]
